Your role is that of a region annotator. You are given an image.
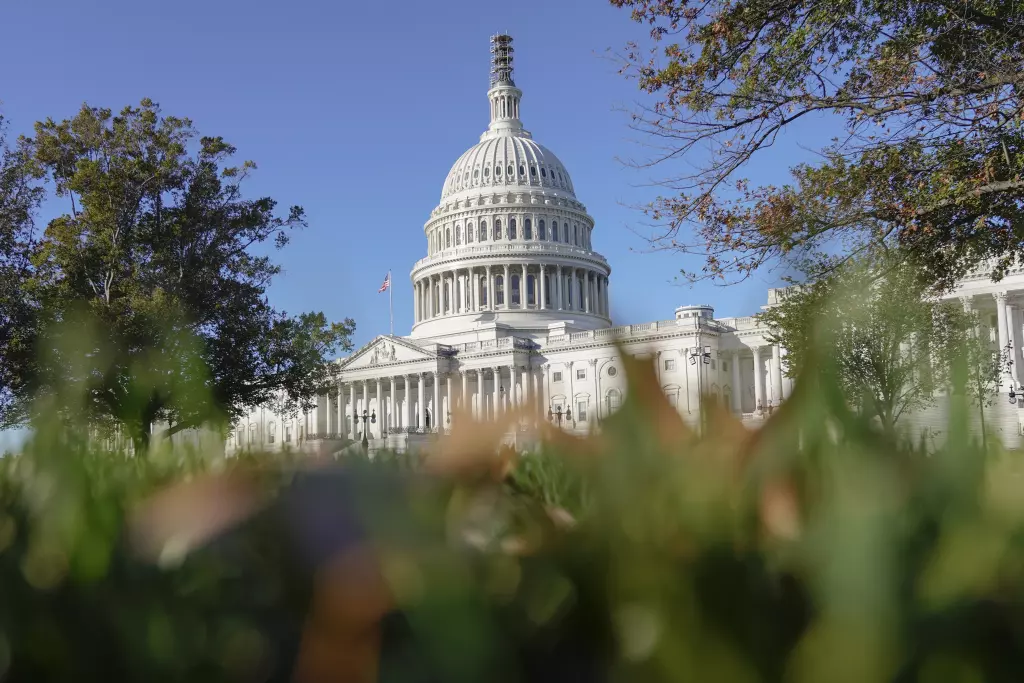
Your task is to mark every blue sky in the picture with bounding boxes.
[1,0,838,448]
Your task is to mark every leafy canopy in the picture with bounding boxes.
[0,100,354,449]
[612,0,1024,288]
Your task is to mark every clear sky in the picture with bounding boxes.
[0,0,838,451]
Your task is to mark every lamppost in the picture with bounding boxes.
[547,403,572,427]
[353,409,376,451]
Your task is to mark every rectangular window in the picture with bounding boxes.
[553,371,563,382]
[268,430,275,444]
[576,368,586,380]
[285,426,292,443]
[664,359,676,372]
[723,361,729,372]
[710,359,716,369]
[577,401,588,422]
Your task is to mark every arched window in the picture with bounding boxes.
[541,167,547,178]
[552,223,559,242]
[510,275,521,306]
[474,168,479,179]
[494,219,502,240]
[444,281,450,313]
[479,276,488,305]
[565,276,572,308]
[479,221,487,241]
[484,166,490,178]
[524,218,532,239]
[496,275,505,305]
[527,275,536,305]
[495,164,502,177]
[445,228,451,248]
[519,164,525,176]
[606,389,622,412]
[564,223,570,243]
[249,424,256,445]
[509,218,516,240]
[467,222,474,243]
[538,219,546,240]
[530,165,537,177]
[574,225,579,245]
[507,164,513,177]
[456,225,462,245]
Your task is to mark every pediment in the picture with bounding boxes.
[341,336,436,371]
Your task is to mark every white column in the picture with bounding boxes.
[556,266,564,310]
[470,269,478,311]
[583,270,591,313]
[492,366,502,417]
[375,378,382,436]
[510,364,519,406]
[433,371,441,430]
[731,352,742,413]
[772,344,784,405]
[417,373,426,428]
[348,384,356,438]
[534,367,543,416]
[519,265,526,308]
[523,364,531,406]
[539,264,547,310]
[389,376,397,431]
[336,382,343,435]
[1011,303,1023,384]
[996,292,1010,390]
[445,372,453,427]
[752,346,765,412]
[426,277,433,318]
[503,264,510,309]
[487,266,494,310]
[361,380,369,426]
[403,375,411,428]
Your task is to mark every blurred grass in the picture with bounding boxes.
[3,346,1024,682]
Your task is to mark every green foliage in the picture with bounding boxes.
[4,343,1024,680]
[0,100,355,451]
[611,0,1024,287]
[758,256,996,433]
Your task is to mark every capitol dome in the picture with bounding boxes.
[410,34,611,343]
[441,136,576,200]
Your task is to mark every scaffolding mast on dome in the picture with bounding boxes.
[489,34,515,86]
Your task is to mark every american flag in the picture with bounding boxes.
[377,272,391,293]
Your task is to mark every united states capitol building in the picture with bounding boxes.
[225,36,1024,454]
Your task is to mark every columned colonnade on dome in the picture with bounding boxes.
[414,264,609,321]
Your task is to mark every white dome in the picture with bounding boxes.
[441,135,576,200]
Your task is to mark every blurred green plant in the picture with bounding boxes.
[759,255,1001,438]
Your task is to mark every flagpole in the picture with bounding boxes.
[388,270,394,336]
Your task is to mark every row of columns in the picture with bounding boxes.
[327,365,547,438]
[963,291,1021,391]
[725,344,788,414]
[414,264,608,322]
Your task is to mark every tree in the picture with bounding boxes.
[0,116,43,424]
[758,258,981,434]
[612,0,1024,289]
[1,100,355,452]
